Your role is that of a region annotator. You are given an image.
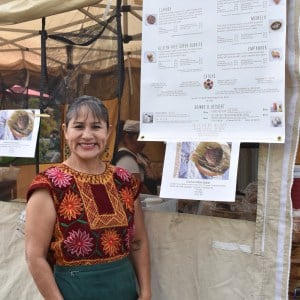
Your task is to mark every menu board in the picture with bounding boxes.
[0,109,41,157]
[140,0,286,143]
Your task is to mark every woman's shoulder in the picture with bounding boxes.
[110,164,141,195]
[26,165,62,201]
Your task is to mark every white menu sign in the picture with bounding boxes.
[140,0,286,143]
[160,141,240,201]
[0,109,41,157]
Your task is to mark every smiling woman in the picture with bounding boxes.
[62,96,111,172]
[25,95,151,300]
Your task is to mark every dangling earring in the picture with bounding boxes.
[63,141,70,160]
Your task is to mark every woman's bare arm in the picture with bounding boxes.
[25,189,63,300]
[130,198,151,300]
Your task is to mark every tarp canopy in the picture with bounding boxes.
[0,0,143,110]
[0,0,142,76]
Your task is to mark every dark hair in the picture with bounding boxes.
[65,95,109,128]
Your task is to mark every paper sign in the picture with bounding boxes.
[0,109,41,157]
[140,0,286,143]
[160,141,240,201]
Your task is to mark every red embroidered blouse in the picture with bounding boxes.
[27,163,141,266]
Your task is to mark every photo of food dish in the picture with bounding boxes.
[146,14,157,25]
[270,102,283,112]
[190,142,231,177]
[176,142,231,180]
[271,116,282,127]
[270,20,282,31]
[271,49,281,59]
[203,79,214,90]
[144,51,156,63]
[142,112,154,123]
[7,110,34,139]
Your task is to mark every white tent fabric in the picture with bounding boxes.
[0,0,101,25]
[0,0,142,74]
[0,201,43,300]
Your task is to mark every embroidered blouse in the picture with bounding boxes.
[27,163,141,267]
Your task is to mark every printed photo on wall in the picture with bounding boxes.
[160,141,240,201]
[0,109,41,157]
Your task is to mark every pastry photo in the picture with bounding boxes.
[7,110,34,139]
[271,116,282,127]
[271,49,281,59]
[270,20,283,31]
[146,14,157,25]
[203,79,214,90]
[144,51,156,63]
[190,142,231,177]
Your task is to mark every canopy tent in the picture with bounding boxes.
[0,0,145,167]
[0,0,143,108]
[0,0,142,72]
[0,1,300,300]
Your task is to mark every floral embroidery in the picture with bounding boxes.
[115,167,131,182]
[45,167,72,188]
[120,187,134,212]
[64,230,94,256]
[58,190,82,220]
[101,229,121,256]
[28,164,140,266]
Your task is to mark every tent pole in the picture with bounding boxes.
[112,0,125,163]
[36,17,48,174]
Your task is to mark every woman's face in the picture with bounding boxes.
[63,106,110,162]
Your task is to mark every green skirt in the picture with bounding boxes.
[54,257,138,300]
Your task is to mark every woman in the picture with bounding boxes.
[25,95,151,300]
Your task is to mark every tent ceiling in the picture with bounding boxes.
[0,0,101,24]
[0,0,142,75]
